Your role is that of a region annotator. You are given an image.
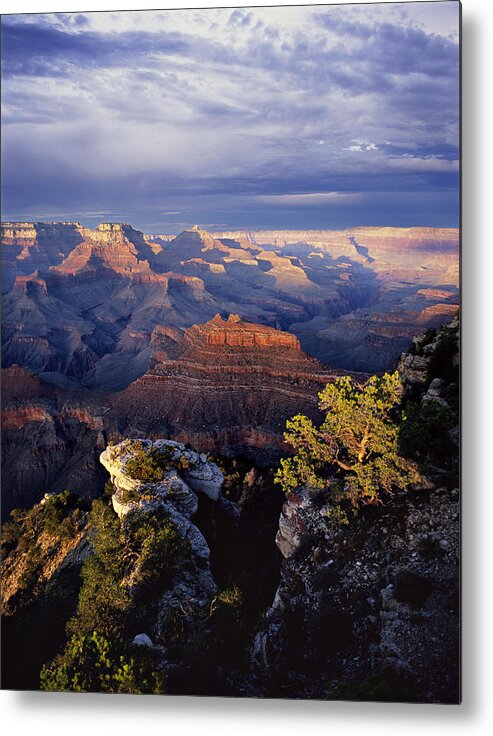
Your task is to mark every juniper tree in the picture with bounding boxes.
[275,372,420,523]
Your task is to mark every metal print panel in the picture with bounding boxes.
[0,1,460,702]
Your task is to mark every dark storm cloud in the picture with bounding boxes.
[1,19,188,78]
[315,13,458,75]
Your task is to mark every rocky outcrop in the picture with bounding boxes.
[48,223,156,278]
[252,481,459,703]
[100,438,223,517]
[397,315,459,389]
[205,314,300,349]
[252,321,460,702]
[100,439,225,570]
[99,439,224,662]
[147,313,341,385]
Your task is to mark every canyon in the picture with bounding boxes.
[1,220,459,512]
[2,221,459,385]
[1,218,460,700]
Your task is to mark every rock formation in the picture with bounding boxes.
[100,439,223,572]
[2,221,459,385]
[109,314,352,457]
[101,438,223,517]
[252,483,459,702]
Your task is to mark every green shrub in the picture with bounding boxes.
[40,630,167,694]
[1,492,86,560]
[134,516,190,589]
[125,446,175,482]
[399,399,455,465]
[18,546,43,591]
[40,491,80,539]
[69,500,131,637]
[68,504,189,637]
[218,586,244,616]
[177,455,190,471]
[102,479,116,500]
[1,516,23,557]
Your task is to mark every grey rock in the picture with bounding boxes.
[132,633,153,647]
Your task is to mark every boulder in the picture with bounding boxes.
[132,633,153,648]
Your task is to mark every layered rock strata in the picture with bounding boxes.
[2,221,459,383]
[111,314,355,445]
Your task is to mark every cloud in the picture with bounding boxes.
[344,142,379,152]
[1,20,189,79]
[1,5,460,230]
[259,192,362,206]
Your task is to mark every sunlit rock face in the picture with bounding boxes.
[100,438,224,571]
[204,314,300,349]
[108,314,352,456]
[100,438,224,520]
[1,222,86,289]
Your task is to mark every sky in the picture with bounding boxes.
[1,2,460,233]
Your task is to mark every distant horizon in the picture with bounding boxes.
[1,216,460,237]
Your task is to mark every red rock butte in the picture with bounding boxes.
[106,313,360,459]
[202,314,300,349]
[146,314,331,383]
